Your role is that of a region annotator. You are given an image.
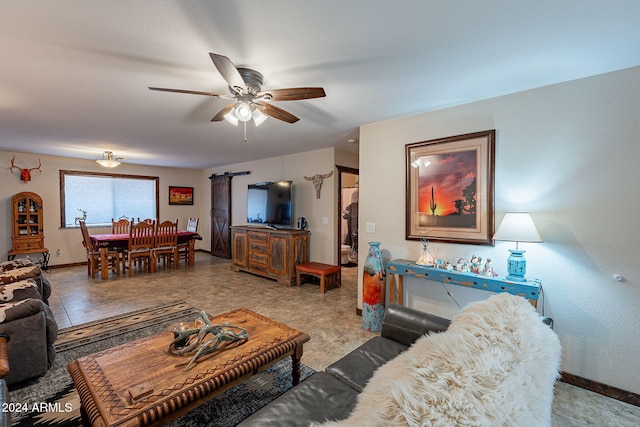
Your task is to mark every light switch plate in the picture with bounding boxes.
[366,222,376,233]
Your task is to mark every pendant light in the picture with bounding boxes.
[96,151,122,168]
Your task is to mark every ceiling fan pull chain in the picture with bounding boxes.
[243,121,248,143]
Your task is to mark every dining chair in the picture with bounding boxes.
[137,218,156,225]
[129,219,152,263]
[111,218,130,234]
[186,217,199,232]
[79,221,120,278]
[153,219,179,270]
[123,221,155,276]
[177,217,199,264]
[111,218,130,266]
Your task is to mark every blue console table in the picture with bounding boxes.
[386,259,541,307]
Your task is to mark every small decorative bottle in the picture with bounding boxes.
[416,238,433,266]
[362,242,386,332]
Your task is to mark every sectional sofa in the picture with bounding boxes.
[239,294,560,426]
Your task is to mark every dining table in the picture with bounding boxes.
[90,231,202,280]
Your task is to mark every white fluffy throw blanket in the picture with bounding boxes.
[319,294,561,427]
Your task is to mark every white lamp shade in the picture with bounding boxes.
[223,108,239,126]
[234,102,253,122]
[96,151,121,168]
[96,159,121,168]
[252,108,268,126]
[493,212,543,243]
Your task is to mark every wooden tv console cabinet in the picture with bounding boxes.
[231,225,310,286]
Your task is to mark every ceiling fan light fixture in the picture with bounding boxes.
[96,151,122,168]
[234,102,253,122]
[224,107,239,126]
[150,53,325,129]
[252,108,268,126]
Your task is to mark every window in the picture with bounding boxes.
[60,170,159,227]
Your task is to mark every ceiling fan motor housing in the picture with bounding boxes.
[235,68,264,95]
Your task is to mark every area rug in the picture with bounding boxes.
[9,301,314,426]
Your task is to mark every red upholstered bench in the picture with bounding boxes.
[295,262,341,293]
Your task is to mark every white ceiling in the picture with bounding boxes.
[2,1,639,169]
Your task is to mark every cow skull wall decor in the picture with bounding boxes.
[304,171,333,199]
[10,156,42,184]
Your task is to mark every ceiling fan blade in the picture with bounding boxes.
[257,87,326,101]
[255,102,299,123]
[148,87,227,97]
[209,53,247,94]
[211,104,235,121]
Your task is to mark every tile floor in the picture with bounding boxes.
[46,252,640,426]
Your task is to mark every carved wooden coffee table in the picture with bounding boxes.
[68,308,310,427]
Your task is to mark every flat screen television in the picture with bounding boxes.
[246,181,293,227]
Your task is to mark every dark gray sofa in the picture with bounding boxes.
[238,304,450,426]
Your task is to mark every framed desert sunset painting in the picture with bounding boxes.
[168,186,194,205]
[406,130,495,245]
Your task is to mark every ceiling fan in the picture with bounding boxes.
[149,53,326,126]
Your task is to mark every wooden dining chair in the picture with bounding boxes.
[177,217,199,265]
[111,218,130,266]
[137,218,156,225]
[79,221,120,278]
[123,221,155,276]
[111,218,130,234]
[153,219,179,270]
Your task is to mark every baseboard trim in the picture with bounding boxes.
[560,371,639,407]
[46,249,211,270]
[49,262,85,269]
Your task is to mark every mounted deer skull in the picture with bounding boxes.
[304,171,333,199]
[10,156,42,184]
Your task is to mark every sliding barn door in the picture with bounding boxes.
[210,174,232,258]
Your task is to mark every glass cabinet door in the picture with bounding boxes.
[11,192,44,252]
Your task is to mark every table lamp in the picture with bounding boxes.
[493,212,543,282]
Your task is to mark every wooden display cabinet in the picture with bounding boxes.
[231,226,310,286]
[8,192,48,267]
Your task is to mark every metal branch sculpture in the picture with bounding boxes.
[169,310,249,372]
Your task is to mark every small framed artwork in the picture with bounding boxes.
[168,186,194,205]
[406,130,495,245]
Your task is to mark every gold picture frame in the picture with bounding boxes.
[406,130,495,245]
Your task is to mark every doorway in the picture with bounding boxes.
[337,166,359,268]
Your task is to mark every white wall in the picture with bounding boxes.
[0,147,352,267]
[335,148,359,171]
[0,151,202,265]
[359,66,640,394]
[203,147,339,264]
